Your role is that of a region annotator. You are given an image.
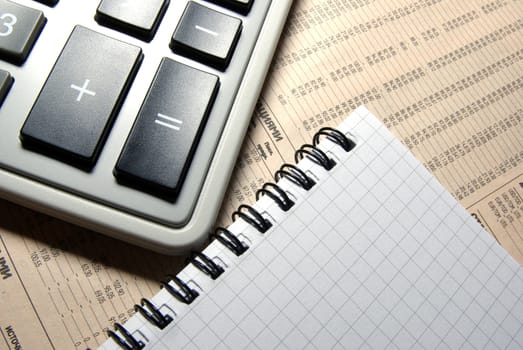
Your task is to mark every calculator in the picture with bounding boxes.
[0,0,293,254]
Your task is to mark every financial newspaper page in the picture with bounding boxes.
[1,0,522,349]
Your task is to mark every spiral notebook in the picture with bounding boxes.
[99,106,523,350]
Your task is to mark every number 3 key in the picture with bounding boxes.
[0,0,46,65]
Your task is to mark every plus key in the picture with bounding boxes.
[20,26,143,168]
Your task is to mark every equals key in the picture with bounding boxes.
[114,58,219,199]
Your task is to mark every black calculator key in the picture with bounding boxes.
[95,0,169,42]
[0,0,46,65]
[170,2,241,71]
[115,58,219,198]
[33,0,58,6]
[20,26,143,168]
[206,0,254,14]
[0,69,13,105]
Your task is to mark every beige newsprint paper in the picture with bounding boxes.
[1,0,522,349]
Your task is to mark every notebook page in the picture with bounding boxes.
[100,106,523,349]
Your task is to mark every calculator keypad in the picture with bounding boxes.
[0,0,284,235]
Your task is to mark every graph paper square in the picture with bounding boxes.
[254,297,280,324]
[309,268,335,295]
[268,312,293,340]
[311,328,338,349]
[253,327,280,349]
[267,281,294,310]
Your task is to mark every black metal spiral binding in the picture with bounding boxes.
[313,126,356,152]
[295,144,336,170]
[107,323,144,350]
[213,226,249,256]
[134,298,173,330]
[160,275,199,304]
[232,204,273,233]
[274,163,316,190]
[256,182,295,211]
[106,124,357,349]
[189,252,224,280]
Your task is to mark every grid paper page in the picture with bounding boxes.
[99,106,523,349]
